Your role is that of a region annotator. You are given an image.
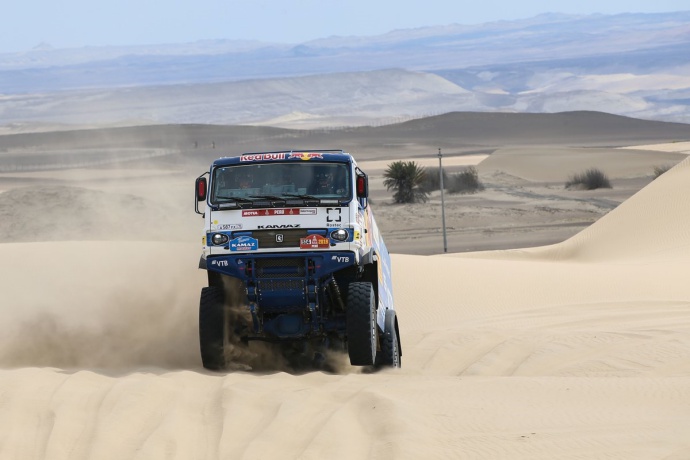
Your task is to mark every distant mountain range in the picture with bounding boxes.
[0,12,689,130]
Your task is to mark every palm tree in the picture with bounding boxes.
[383,161,429,203]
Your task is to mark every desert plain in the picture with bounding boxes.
[1,111,690,459]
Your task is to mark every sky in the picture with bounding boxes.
[2,0,689,54]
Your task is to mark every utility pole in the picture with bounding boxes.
[438,148,448,253]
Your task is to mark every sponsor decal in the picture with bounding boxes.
[210,259,229,267]
[300,234,330,249]
[268,209,292,216]
[327,223,342,228]
[326,208,342,223]
[242,208,314,217]
[240,153,286,162]
[229,236,258,251]
[354,230,361,240]
[288,152,324,161]
[331,255,351,263]
[217,223,242,230]
[258,224,300,229]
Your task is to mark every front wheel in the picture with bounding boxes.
[199,286,228,370]
[346,281,378,366]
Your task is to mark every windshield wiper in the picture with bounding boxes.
[215,196,253,203]
[248,195,286,201]
[282,193,320,200]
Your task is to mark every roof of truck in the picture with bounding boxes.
[213,150,354,167]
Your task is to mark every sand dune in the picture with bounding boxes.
[1,152,690,458]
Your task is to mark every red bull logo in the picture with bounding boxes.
[289,152,324,161]
[240,153,286,162]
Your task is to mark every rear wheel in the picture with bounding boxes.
[199,286,228,370]
[376,321,401,368]
[346,281,377,366]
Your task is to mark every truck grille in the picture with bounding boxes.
[255,257,305,278]
[258,279,304,291]
[253,229,310,248]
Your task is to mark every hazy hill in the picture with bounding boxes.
[3,12,688,90]
[0,12,689,129]
[1,112,689,173]
[0,69,477,128]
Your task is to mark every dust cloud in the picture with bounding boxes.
[0,236,348,373]
[0,143,358,374]
[0,230,204,370]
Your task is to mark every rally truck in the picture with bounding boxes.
[194,149,401,370]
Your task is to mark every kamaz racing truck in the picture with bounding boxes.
[195,150,401,370]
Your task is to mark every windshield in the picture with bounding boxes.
[211,162,350,204]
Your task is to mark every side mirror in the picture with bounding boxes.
[195,175,208,215]
[356,174,368,199]
[196,177,207,201]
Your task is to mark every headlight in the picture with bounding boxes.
[330,229,349,242]
[211,233,229,245]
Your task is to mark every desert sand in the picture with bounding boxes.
[1,120,690,458]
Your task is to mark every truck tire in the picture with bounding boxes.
[346,281,377,366]
[376,316,401,368]
[199,286,228,370]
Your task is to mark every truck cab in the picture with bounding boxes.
[195,150,400,370]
